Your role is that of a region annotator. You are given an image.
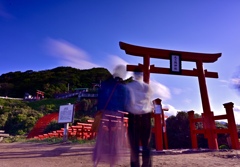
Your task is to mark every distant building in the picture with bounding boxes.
[24,93,33,100]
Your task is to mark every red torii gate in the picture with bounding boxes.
[36,90,44,100]
[119,41,224,150]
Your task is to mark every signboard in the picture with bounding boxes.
[170,54,182,74]
[58,104,74,123]
[154,104,162,114]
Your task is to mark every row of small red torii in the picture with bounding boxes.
[119,41,239,150]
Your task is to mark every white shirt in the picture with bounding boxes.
[126,80,153,114]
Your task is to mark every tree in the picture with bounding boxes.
[0,82,14,96]
[166,111,191,149]
[4,107,42,135]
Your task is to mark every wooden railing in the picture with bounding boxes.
[32,117,129,144]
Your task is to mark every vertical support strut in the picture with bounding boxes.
[143,55,150,84]
[196,61,218,149]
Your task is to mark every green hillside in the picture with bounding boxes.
[0,66,110,136]
[0,66,111,98]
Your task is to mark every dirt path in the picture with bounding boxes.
[0,143,239,167]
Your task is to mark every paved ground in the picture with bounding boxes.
[0,142,239,167]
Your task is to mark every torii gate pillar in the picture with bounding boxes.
[196,61,218,149]
[142,55,150,83]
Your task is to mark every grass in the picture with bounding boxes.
[2,135,27,143]
[27,137,95,145]
[26,97,78,111]
[2,135,96,145]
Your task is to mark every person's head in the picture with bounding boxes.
[112,65,127,80]
[133,66,143,81]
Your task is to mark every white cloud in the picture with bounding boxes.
[172,88,183,95]
[183,98,192,104]
[233,105,240,124]
[108,55,127,68]
[45,38,99,69]
[106,55,133,79]
[162,103,179,117]
[150,80,171,101]
[219,80,229,84]
[231,78,240,86]
[45,38,135,75]
[161,103,240,124]
[234,113,240,125]
[218,79,231,87]
[234,105,240,112]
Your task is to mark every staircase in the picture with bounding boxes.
[27,112,59,138]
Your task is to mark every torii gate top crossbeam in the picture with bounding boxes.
[119,42,221,63]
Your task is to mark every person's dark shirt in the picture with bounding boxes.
[97,76,128,112]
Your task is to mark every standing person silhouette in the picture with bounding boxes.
[126,68,153,167]
[93,65,129,167]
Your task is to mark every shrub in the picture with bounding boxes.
[219,144,229,149]
[43,120,64,134]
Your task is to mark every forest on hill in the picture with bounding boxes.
[0,66,111,98]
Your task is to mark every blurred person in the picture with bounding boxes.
[93,65,129,167]
[126,68,153,167]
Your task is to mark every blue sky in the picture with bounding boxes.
[1,1,240,123]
